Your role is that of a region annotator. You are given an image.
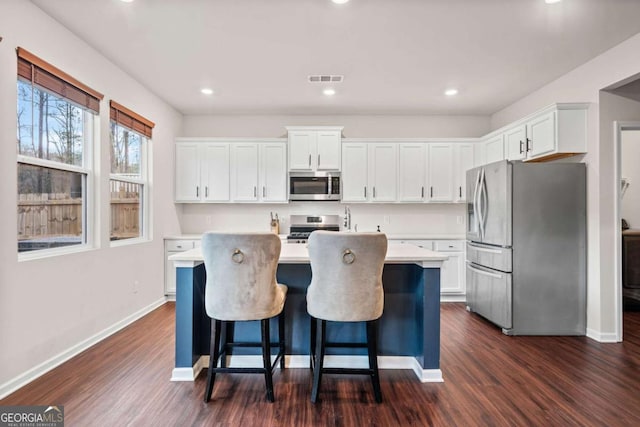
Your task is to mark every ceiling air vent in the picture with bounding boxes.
[308,75,344,83]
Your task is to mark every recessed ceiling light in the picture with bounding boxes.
[545,0,561,4]
[332,0,350,4]
[201,88,214,95]
[323,88,336,96]
[444,89,458,96]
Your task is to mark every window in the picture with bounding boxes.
[109,101,154,243]
[17,48,103,255]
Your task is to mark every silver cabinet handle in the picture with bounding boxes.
[459,186,462,198]
[308,154,311,167]
[519,140,524,154]
[373,187,376,198]
[263,186,266,197]
[254,186,257,197]
[364,187,367,198]
[430,186,434,198]
[526,138,532,152]
[466,262,503,279]
[421,186,424,198]
[317,154,320,167]
[196,186,199,198]
[205,186,209,197]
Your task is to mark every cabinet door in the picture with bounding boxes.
[288,131,315,171]
[316,130,341,170]
[202,143,230,202]
[398,143,426,202]
[260,143,287,202]
[342,143,368,202]
[485,135,505,164]
[231,143,259,201]
[454,143,474,202]
[440,252,464,294]
[527,110,556,158]
[428,143,454,202]
[505,125,526,161]
[175,143,201,201]
[369,143,397,202]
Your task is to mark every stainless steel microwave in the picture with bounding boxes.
[289,172,341,201]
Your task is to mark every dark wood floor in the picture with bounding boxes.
[2,303,640,426]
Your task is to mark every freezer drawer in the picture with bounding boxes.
[466,241,512,273]
[466,262,512,329]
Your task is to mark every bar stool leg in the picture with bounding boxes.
[366,320,382,403]
[204,319,222,402]
[309,316,317,370]
[278,311,286,369]
[310,318,326,403]
[261,319,275,402]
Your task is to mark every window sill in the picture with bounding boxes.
[110,236,151,248]
[18,244,96,262]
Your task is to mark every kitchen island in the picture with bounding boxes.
[169,242,447,382]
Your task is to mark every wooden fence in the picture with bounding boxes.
[18,185,140,241]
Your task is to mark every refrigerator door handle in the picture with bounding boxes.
[468,242,503,254]
[478,168,486,240]
[472,170,481,236]
[466,262,503,279]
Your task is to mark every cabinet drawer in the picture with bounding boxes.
[166,239,196,251]
[434,240,464,252]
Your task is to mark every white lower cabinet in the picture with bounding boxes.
[389,239,465,300]
[164,238,201,297]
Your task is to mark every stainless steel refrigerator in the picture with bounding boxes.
[465,160,586,335]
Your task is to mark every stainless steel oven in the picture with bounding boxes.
[289,172,340,201]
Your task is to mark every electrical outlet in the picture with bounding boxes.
[133,280,139,294]
[206,215,213,225]
[384,215,391,224]
[456,216,463,225]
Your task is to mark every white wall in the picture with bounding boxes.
[490,32,640,339]
[182,114,490,138]
[180,202,466,237]
[0,1,183,394]
[621,130,640,228]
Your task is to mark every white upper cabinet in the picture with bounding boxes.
[485,135,505,164]
[342,143,368,202]
[342,142,397,202]
[526,110,556,158]
[428,143,454,202]
[504,124,527,161]
[176,139,286,204]
[483,103,588,164]
[369,143,398,202]
[260,143,287,202]
[231,142,287,203]
[287,126,342,171]
[175,143,201,202]
[398,143,427,202]
[454,143,474,202]
[231,143,260,202]
[175,142,230,202]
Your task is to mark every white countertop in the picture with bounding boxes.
[170,242,447,268]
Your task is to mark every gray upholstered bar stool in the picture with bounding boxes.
[201,232,287,403]
[306,230,388,403]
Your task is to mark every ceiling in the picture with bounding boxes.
[31,0,640,116]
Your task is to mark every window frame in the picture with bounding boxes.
[17,85,98,260]
[109,120,150,247]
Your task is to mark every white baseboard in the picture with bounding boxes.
[0,298,167,400]
[586,328,620,343]
[171,355,444,383]
[440,294,466,303]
